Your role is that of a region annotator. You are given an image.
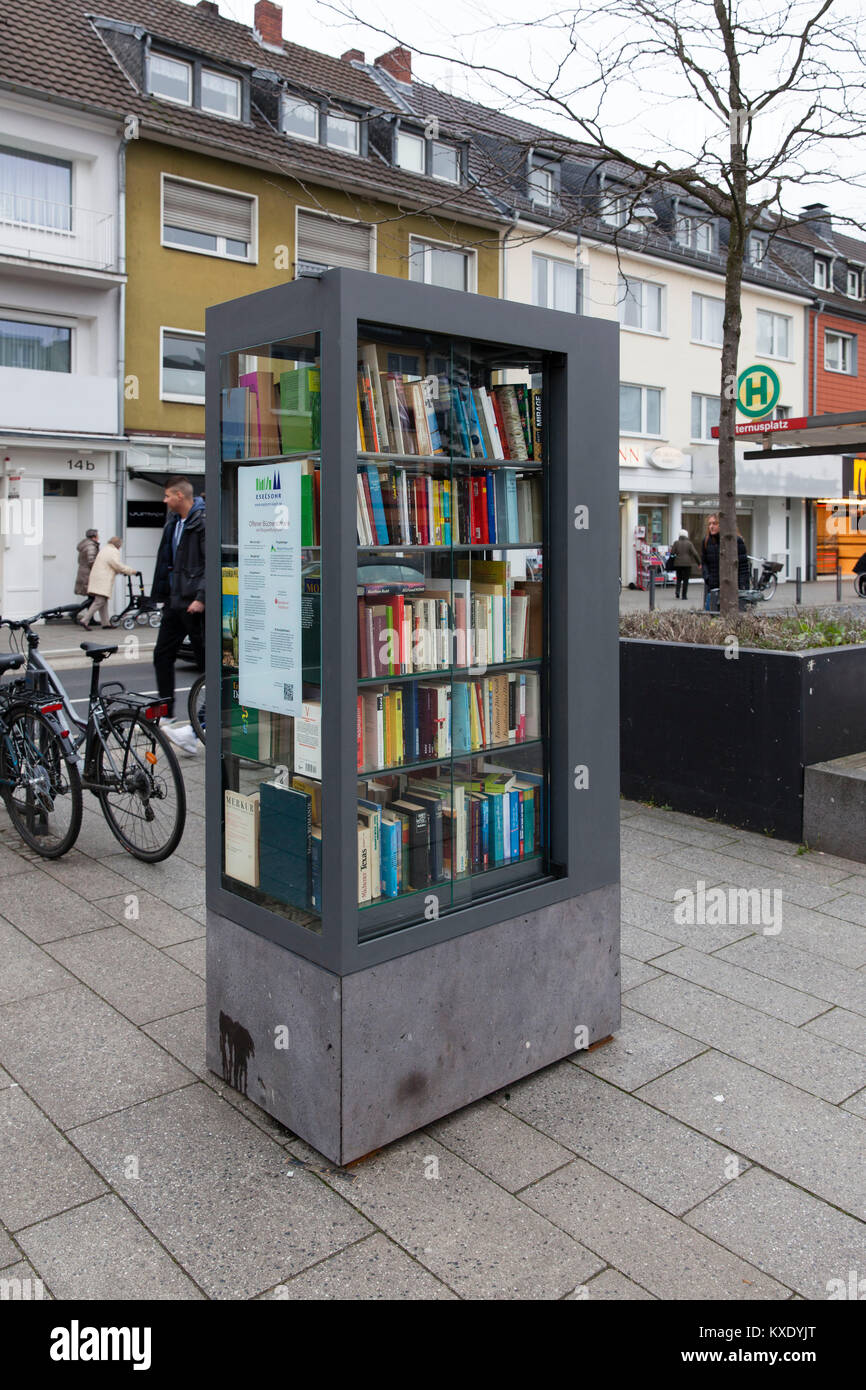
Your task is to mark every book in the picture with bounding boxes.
[224,789,260,886]
[259,782,312,907]
[221,567,238,668]
[293,701,321,778]
[278,365,321,453]
[220,388,247,460]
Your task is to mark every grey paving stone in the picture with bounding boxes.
[503,1061,733,1215]
[715,838,856,886]
[522,1158,787,1300]
[164,938,206,979]
[0,1261,52,1298]
[100,854,205,910]
[0,872,114,943]
[0,986,192,1129]
[97,891,205,948]
[804,1007,866,1056]
[0,840,34,878]
[620,920,677,962]
[716,937,866,1013]
[259,1234,457,1300]
[818,894,866,929]
[425,1097,573,1192]
[16,1195,203,1301]
[621,886,752,952]
[69,1084,372,1299]
[572,1006,706,1091]
[313,1132,603,1300]
[45,927,204,1026]
[841,1088,866,1118]
[0,1226,19,1267]
[183,904,207,928]
[622,852,729,903]
[143,1007,207,1079]
[0,918,75,1007]
[42,851,137,900]
[0,1064,11,1088]
[650,946,830,1025]
[761,901,866,969]
[621,825,684,859]
[624,805,739,840]
[174,816,206,869]
[637,1051,866,1222]
[0,1086,106,1230]
[620,957,662,991]
[685,1166,866,1300]
[659,845,845,912]
[580,1269,656,1300]
[627,974,864,1102]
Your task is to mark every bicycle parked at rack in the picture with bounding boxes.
[0,651,83,858]
[188,672,206,745]
[1,602,185,861]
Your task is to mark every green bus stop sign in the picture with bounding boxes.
[737,364,781,418]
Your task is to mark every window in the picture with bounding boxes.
[691,393,720,441]
[396,130,425,173]
[282,96,320,143]
[600,194,627,228]
[814,257,831,289]
[847,268,861,299]
[620,383,662,436]
[431,142,459,183]
[161,329,205,401]
[774,405,792,420]
[201,69,241,120]
[0,145,72,230]
[676,216,714,252]
[326,113,360,154]
[825,329,856,375]
[747,234,767,266]
[162,176,255,262]
[617,275,664,333]
[0,317,71,372]
[296,209,372,275]
[409,238,471,291]
[692,293,724,346]
[149,53,192,105]
[529,165,553,208]
[532,254,578,312]
[756,309,791,358]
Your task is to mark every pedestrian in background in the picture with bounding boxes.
[75,529,99,598]
[669,529,701,600]
[151,476,205,755]
[77,536,136,629]
[701,514,751,610]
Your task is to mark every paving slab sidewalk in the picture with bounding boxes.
[0,785,864,1300]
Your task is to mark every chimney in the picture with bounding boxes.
[375,46,411,84]
[195,1,219,15]
[800,202,832,233]
[254,0,283,49]
[341,49,365,64]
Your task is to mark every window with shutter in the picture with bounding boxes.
[162,176,255,261]
[296,210,373,275]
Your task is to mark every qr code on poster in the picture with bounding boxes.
[283,683,294,702]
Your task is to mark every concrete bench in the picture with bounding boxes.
[803,751,866,862]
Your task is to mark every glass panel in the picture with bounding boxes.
[150,54,191,104]
[162,332,205,398]
[532,255,547,307]
[776,316,790,357]
[619,384,641,433]
[647,284,663,332]
[283,98,319,142]
[756,310,772,355]
[355,324,551,939]
[646,389,661,435]
[432,142,459,182]
[429,245,468,290]
[219,333,322,931]
[0,146,71,229]
[202,70,241,119]
[164,224,219,253]
[326,114,359,153]
[691,394,702,440]
[706,394,720,434]
[396,131,425,173]
[552,260,575,312]
[529,167,552,205]
[0,319,70,371]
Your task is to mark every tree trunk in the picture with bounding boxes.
[718,179,747,619]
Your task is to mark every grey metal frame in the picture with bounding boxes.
[205,268,619,976]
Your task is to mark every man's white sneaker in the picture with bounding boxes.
[162,722,201,756]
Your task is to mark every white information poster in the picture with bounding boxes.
[238,461,303,717]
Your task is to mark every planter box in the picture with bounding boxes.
[620,638,866,841]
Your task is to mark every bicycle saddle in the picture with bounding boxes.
[0,654,24,673]
[80,642,118,661]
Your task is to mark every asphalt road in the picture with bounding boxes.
[54,658,201,717]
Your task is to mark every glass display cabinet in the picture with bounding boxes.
[205,269,620,1164]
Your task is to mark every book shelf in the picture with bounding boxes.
[205,270,620,1164]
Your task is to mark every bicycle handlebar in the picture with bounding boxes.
[1,601,88,630]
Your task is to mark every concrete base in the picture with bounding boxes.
[207,885,620,1164]
[803,752,866,863]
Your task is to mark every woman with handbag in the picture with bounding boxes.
[669,529,701,600]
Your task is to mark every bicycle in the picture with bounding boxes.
[188,672,206,745]
[0,652,83,857]
[2,603,186,862]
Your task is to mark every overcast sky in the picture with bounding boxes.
[189,0,866,228]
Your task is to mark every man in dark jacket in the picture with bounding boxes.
[151,477,204,752]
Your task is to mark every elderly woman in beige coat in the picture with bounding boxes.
[77,536,136,629]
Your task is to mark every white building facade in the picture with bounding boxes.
[0,93,126,618]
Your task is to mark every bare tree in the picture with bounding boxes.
[323,0,865,614]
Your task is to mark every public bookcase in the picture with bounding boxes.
[205,269,620,1164]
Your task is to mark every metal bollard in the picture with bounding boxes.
[648,574,655,610]
[837,564,842,602]
[796,566,802,605]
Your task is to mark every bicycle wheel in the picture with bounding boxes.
[763,573,777,600]
[0,704,82,857]
[188,674,206,745]
[854,573,866,599]
[94,709,186,862]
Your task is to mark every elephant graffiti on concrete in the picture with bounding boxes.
[219,1010,256,1094]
